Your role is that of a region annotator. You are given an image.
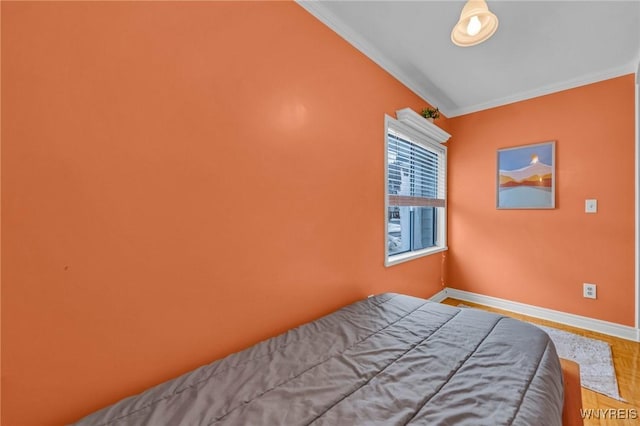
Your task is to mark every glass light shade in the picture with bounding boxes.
[451,0,499,47]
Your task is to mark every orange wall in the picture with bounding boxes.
[1,2,445,425]
[447,75,636,326]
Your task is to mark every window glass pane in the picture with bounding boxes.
[388,206,410,255]
[412,207,437,250]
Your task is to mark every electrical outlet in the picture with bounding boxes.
[583,283,597,299]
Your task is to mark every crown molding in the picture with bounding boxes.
[295,0,451,115]
[435,62,639,117]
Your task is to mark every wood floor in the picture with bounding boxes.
[441,298,640,426]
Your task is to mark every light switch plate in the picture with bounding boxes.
[585,199,597,213]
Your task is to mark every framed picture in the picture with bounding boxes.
[497,141,556,209]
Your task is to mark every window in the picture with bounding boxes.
[385,115,447,266]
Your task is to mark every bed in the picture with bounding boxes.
[72,293,564,425]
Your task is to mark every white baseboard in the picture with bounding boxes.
[428,289,449,303]
[435,287,640,342]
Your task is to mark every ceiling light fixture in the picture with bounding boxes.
[451,0,499,47]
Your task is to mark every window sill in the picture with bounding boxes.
[386,246,448,267]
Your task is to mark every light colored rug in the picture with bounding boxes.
[534,324,623,401]
[457,304,623,401]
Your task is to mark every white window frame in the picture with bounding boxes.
[384,112,449,267]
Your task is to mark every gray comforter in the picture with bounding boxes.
[72,293,564,425]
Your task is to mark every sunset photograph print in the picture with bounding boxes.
[497,141,555,209]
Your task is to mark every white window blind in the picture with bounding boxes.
[387,125,446,209]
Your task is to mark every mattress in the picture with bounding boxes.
[72,293,564,425]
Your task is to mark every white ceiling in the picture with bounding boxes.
[297,1,640,117]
